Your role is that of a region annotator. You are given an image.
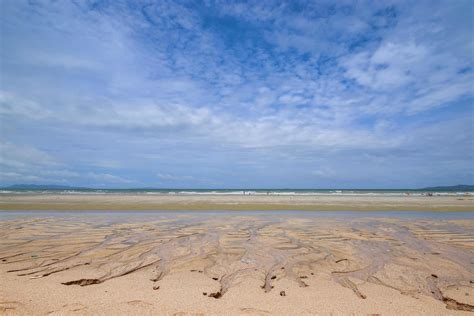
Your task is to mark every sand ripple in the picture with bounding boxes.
[1,214,473,313]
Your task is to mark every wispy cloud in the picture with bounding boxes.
[156,173,195,181]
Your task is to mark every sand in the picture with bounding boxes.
[0,193,473,211]
[1,213,473,315]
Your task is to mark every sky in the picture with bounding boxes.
[0,0,473,189]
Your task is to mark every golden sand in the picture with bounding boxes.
[0,193,473,211]
[1,213,473,315]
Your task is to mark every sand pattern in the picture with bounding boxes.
[1,193,473,211]
[1,214,473,314]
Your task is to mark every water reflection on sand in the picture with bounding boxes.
[1,211,473,313]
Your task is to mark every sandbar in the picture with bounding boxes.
[0,193,473,211]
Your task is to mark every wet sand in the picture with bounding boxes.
[1,212,473,315]
[0,193,473,211]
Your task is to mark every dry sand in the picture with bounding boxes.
[0,193,473,211]
[1,213,473,315]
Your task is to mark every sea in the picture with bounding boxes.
[1,188,473,196]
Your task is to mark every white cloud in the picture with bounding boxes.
[0,142,135,185]
[156,173,195,181]
[0,141,58,170]
[85,172,134,184]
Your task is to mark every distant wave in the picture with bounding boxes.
[1,189,472,196]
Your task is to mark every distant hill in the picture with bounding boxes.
[2,184,88,190]
[420,184,474,191]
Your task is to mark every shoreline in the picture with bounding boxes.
[1,193,473,211]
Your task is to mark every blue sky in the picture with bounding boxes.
[0,0,473,188]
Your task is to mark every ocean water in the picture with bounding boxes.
[1,188,473,196]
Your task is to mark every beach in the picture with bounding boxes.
[1,193,473,315]
[2,0,473,314]
[0,193,473,211]
[1,211,473,315]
